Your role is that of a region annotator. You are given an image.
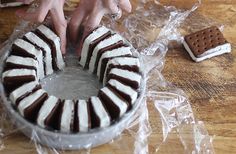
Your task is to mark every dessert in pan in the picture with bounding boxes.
[1,25,143,134]
[183,26,231,62]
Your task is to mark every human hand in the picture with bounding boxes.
[68,0,132,56]
[16,0,67,54]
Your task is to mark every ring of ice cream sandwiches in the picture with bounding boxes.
[2,25,142,133]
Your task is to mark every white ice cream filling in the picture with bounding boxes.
[107,68,141,87]
[9,81,39,105]
[37,25,65,70]
[89,34,123,73]
[78,100,89,132]
[97,46,132,79]
[37,96,58,128]
[2,69,36,81]
[60,100,74,133]
[108,79,138,104]
[18,89,46,116]
[13,39,44,79]
[103,57,140,85]
[100,87,128,117]
[24,32,53,75]
[80,26,110,67]
[6,55,38,68]
[90,96,110,127]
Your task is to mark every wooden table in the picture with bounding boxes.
[0,0,235,153]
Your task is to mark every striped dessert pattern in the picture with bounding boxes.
[80,26,112,68]
[103,57,140,85]
[11,39,45,80]
[106,68,142,90]
[98,86,128,120]
[24,32,53,75]
[9,81,41,106]
[35,25,65,70]
[37,96,61,129]
[1,25,143,134]
[17,89,48,122]
[74,100,91,132]
[89,96,111,128]
[97,46,132,81]
[107,79,138,105]
[88,34,124,73]
[2,68,37,85]
[60,100,75,133]
[5,55,38,71]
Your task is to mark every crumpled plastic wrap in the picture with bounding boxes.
[0,0,217,153]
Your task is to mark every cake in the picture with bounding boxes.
[11,39,45,79]
[103,57,140,85]
[89,96,111,128]
[183,26,231,62]
[107,79,138,105]
[60,100,75,133]
[37,95,61,129]
[9,81,41,106]
[105,68,141,89]
[88,34,124,73]
[23,32,53,75]
[5,55,38,71]
[17,89,48,122]
[79,26,112,68]
[98,87,129,120]
[74,100,91,132]
[35,25,65,70]
[96,46,132,80]
[2,69,37,94]
[1,25,143,136]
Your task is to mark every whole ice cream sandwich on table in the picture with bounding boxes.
[183,26,231,62]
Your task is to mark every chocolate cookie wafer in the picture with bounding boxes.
[183,26,231,62]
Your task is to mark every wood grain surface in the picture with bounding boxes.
[0,0,235,153]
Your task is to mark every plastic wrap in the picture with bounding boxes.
[0,0,216,153]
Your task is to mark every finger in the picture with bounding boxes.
[50,7,67,54]
[119,0,132,13]
[105,0,119,14]
[68,5,87,45]
[76,8,106,56]
[16,2,50,22]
